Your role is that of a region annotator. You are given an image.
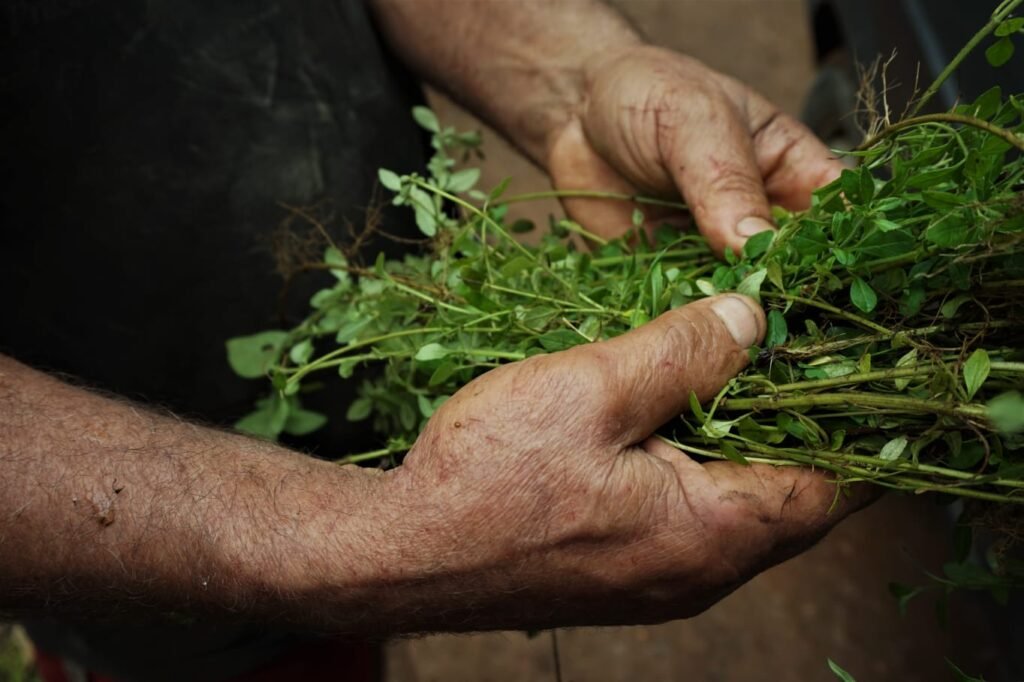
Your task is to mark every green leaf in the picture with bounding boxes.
[414,205,437,237]
[873,218,902,232]
[345,397,373,422]
[415,343,450,362]
[789,223,828,256]
[335,318,372,344]
[921,190,967,211]
[649,262,665,316]
[997,17,1024,36]
[735,268,767,303]
[986,36,1015,67]
[488,177,511,201]
[378,168,402,192]
[447,168,481,193]
[878,436,908,461]
[500,255,535,279]
[858,230,914,258]
[337,357,359,379]
[226,331,288,379]
[538,329,586,352]
[412,106,440,133]
[688,391,706,421]
[988,391,1024,433]
[417,394,435,418]
[695,279,717,297]
[894,348,918,391]
[962,349,990,400]
[766,259,784,292]
[925,215,970,246]
[324,247,349,281]
[742,229,775,259]
[399,401,417,431]
[849,277,878,313]
[235,394,290,439]
[284,407,327,436]
[765,310,788,347]
[840,169,861,204]
[288,338,313,365]
[429,360,457,387]
[827,659,857,682]
[718,440,750,466]
[940,294,972,319]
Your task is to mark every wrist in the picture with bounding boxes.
[217,449,405,630]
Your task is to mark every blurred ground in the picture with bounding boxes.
[392,2,1001,681]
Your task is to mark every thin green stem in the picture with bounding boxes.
[500,189,687,211]
[858,113,1024,153]
[590,247,710,268]
[765,293,895,337]
[721,392,987,421]
[909,0,1024,116]
[662,438,1024,504]
[755,361,1024,394]
[336,445,409,465]
[412,178,590,304]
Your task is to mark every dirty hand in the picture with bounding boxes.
[547,46,843,255]
[382,294,866,629]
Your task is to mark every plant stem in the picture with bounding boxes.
[662,438,1024,504]
[590,247,710,267]
[858,113,1024,153]
[757,361,1024,393]
[721,392,987,420]
[335,444,409,465]
[500,189,687,211]
[765,293,895,337]
[909,0,1024,116]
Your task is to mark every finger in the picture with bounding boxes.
[666,103,775,257]
[751,110,844,210]
[698,462,875,577]
[548,119,688,242]
[584,294,765,447]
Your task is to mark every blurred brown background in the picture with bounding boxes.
[389,2,1002,680]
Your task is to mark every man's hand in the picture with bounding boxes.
[548,46,843,254]
[371,295,866,630]
[0,297,864,631]
[372,0,842,255]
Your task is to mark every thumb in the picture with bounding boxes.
[668,106,775,257]
[583,294,765,447]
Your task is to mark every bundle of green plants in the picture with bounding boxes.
[228,2,1024,605]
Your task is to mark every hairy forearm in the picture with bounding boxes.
[0,354,397,628]
[370,0,642,165]
[0,355,609,634]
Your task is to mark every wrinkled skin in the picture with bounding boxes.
[384,296,868,629]
[549,46,843,254]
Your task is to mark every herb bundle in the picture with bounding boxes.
[228,5,1024,529]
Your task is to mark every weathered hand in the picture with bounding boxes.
[385,295,866,629]
[547,46,843,255]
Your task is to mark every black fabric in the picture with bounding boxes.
[2,1,426,679]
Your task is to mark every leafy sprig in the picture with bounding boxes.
[230,84,1024,499]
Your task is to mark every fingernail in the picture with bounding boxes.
[736,216,775,238]
[711,295,760,348]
